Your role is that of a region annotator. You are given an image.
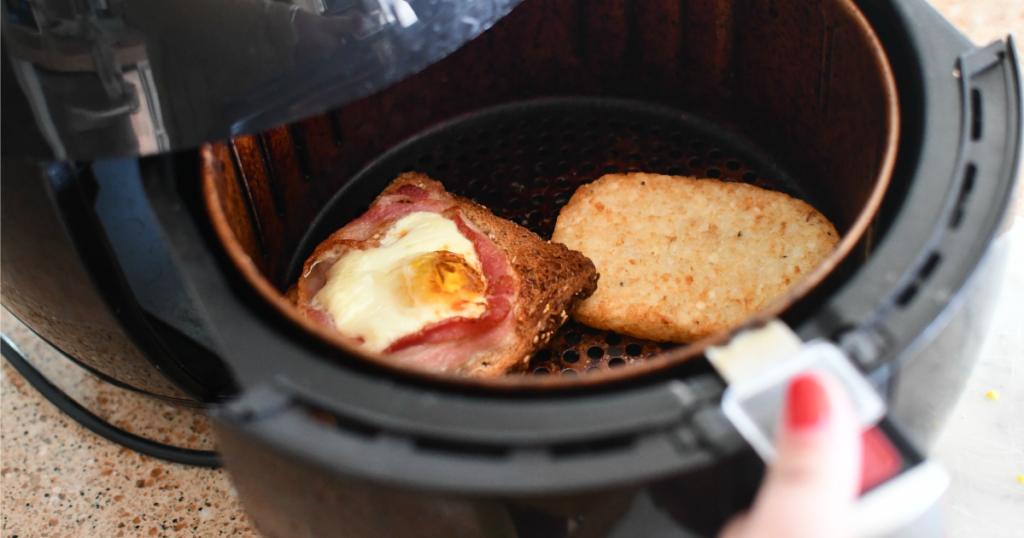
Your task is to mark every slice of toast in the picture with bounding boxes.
[298,172,599,376]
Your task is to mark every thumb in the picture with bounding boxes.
[726,372,862,538]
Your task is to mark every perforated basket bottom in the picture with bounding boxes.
[302,98,809,376]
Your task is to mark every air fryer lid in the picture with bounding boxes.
[201,0,898,388]
[2,0,521,160]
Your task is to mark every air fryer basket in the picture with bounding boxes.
[201,0,897,387]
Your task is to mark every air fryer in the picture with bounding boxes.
[0,0,1020,536]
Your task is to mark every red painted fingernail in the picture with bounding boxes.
[785,374,830,431]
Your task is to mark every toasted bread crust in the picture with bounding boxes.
[374,173,599,376]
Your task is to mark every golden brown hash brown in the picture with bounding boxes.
[551,173,840,343]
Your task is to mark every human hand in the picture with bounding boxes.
[719,372,862,538]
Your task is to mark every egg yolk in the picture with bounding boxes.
[313,211,489,352]
[398,250,487,310]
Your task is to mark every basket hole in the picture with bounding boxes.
[565,331,582,345]
[556,177,571,189]
[562,350,580,364]
[604,164,620,174]
[587,346,605,359]
[626,343,643,356]
[580,162,596,173]
[562,369,578,377]
[608,358,626,368]
[533,368,550,376]
[706,168,722,178]
[530,194,546,206]
[533,177,549,189]
[605,334,623,346]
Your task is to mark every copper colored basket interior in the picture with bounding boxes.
[201,0,898,389]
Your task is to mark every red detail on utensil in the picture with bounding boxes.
[860,427,902,493]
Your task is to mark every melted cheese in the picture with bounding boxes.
[313,211,488,352]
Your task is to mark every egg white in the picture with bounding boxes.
[313,211,488,352]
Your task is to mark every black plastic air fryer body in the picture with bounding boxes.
[1,0,1021,536]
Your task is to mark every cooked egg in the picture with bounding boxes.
[312,211,488,352]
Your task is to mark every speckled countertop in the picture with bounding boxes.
[1,308,256,538]
[2,3,1022,537]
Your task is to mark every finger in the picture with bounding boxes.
[741,372,861,538]
[717,512,749,538]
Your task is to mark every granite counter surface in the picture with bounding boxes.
[2,2,1022,536]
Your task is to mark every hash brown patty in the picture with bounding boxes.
[551,173,839,343]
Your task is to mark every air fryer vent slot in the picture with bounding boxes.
[970,88,983,141]
[895,251,943,308]
[550,435,635,458]
[414,438,511,459]
[949,163,977,229]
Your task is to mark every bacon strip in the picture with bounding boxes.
[295,185,518,372]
